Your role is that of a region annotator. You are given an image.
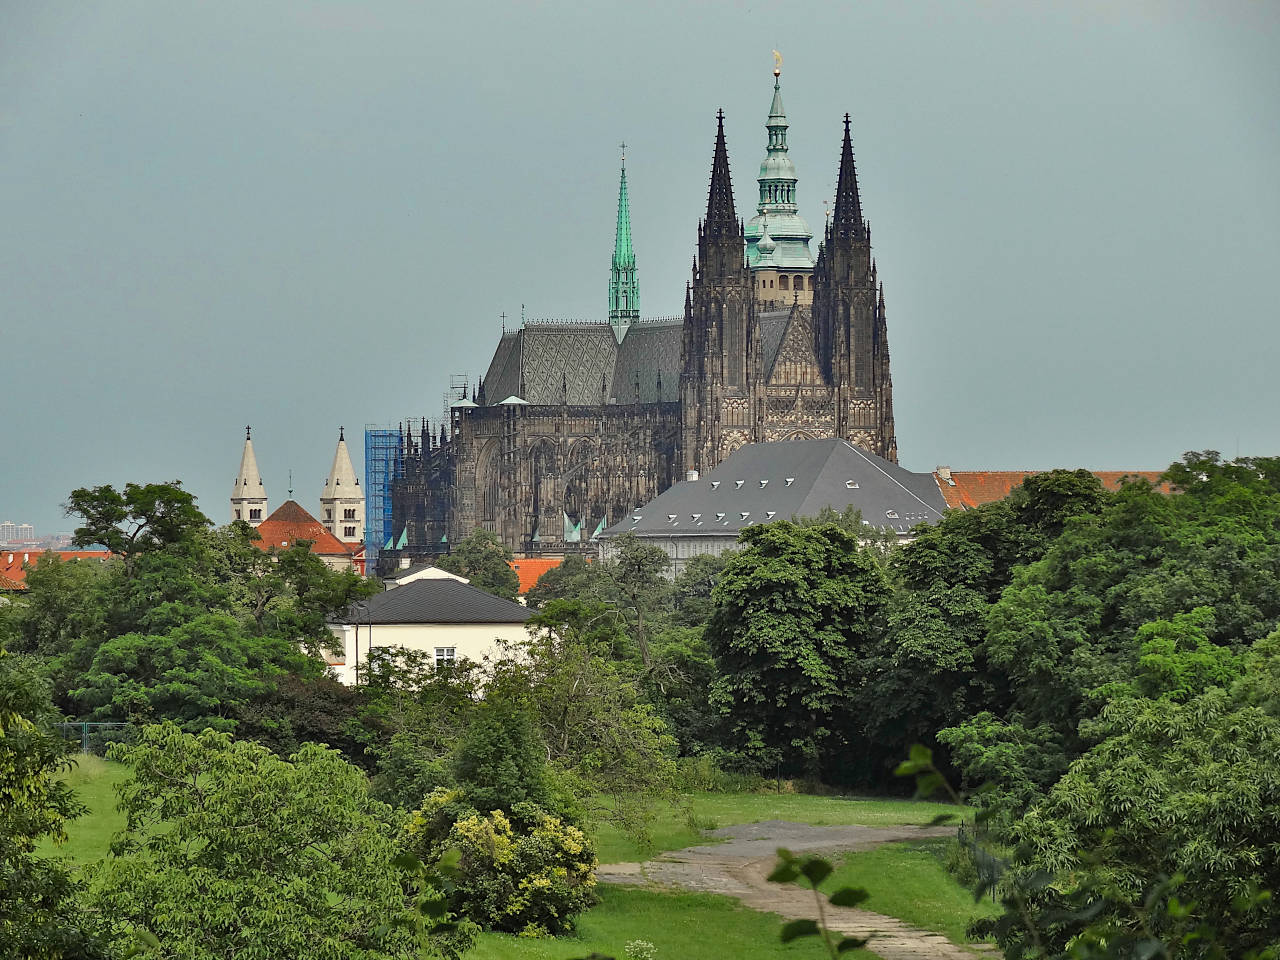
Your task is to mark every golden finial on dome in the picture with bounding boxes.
[772,49,783,79]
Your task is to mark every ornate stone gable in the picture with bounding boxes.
[766,303,824,387]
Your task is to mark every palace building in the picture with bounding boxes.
[382,69,895,567]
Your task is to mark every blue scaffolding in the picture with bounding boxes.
[364,426,403,570]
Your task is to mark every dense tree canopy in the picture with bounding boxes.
[0,650,109,959]
[90,724,474,960]
[437,529,520,599]
[706,521,893,779]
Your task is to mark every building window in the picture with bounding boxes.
[343,526,357,538]
[343,508,356,520]
[234,509,241,520]
[249,508,261,521]
[794,275,805,291]
[779,275,789,291]
[325,509,332,520]
[435,647,456,668]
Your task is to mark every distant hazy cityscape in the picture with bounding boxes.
[0,520,72,550]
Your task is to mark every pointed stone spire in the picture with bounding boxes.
[320,427,364,545]
[609,146,639,338]
[831,114,864,240]
[231,426,268,526]
[704,110,737,237]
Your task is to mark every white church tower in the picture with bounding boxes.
[320,427,364,545]
[231,426,268,526]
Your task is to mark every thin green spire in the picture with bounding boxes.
[609,148,638,330]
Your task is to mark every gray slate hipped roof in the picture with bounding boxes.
[602,438,947,539]
[335,578,531,625]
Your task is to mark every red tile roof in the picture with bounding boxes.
[0,572,25,591]
[0,550,113,588]
[935,470,1167,510]
[253,500,357,557]
[509,557,563,594]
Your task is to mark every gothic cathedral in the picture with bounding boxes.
[385,71,895,565]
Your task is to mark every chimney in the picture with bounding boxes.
[936,465,955,485]
[686,469,699,482]
[399,556,411,569]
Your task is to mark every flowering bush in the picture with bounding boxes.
[407,795,597,935]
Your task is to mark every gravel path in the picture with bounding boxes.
[598,820,994,960]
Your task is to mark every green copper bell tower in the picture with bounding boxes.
[608,149,639,340]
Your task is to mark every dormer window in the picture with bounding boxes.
[735,480,744,489]
[846,480,859,489]
[667,514,677,522]
[785,477,795,486]
[716,512,725,521]
[759,479,768,488]
[766,511,776,519]
[710,481,720,490]
[739,512,750,520]
[886,510,899,520]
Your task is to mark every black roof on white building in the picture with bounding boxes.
[334,578,531,625]
[602,439,947,540]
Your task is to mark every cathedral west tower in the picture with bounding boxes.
[812,115,896,461]
[680,111,763,476]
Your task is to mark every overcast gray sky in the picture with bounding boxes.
[3,0,1278,534]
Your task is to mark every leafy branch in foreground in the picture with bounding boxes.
[895,741,1280,960]
[767,849,870,956]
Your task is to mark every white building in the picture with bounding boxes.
[326,577,531,685]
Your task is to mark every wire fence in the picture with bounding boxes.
[53,721,137,756]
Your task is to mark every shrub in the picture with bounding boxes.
[407,797,597,935]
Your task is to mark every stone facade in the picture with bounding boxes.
[382,100,896,568]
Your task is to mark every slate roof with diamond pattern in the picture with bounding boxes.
[481,310,803,409]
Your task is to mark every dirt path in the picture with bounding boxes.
[598,820,993,960]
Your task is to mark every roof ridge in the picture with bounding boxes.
[839,442,946,519]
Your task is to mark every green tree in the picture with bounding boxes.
[0,649,111,959]
[65,481,210,576]
[669,551,732,628]
[452,698,560,816]
[90,724,474,960]
[608,533,672,668]
[524,554,601,610]
[438,529,520,599]
[69,613,318,732]
[986,686,1280,958]
[706,521,893,780]
[490,599,679,847]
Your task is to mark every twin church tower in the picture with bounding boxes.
[230,427,365,548]
[384,65,896,562]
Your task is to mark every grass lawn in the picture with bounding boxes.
[35,754,130,866]
[471,885,878,960]
[819,838,1000,946]
[593,791,967,864]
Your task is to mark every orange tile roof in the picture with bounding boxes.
[0,549,113,587]
[0,572,25,591]
[253,500,356,557]
[509,557,563,594]
[935,470,1167,510]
